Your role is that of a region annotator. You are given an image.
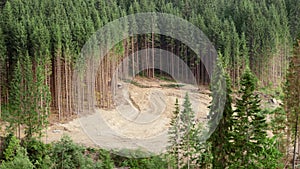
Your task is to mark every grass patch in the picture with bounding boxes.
[130,80,151,88]
[259,84,283,100]
[160,84,185,88]
[156,74,176,82]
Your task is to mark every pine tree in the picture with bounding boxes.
[5,59,23,138]
[168,94,203,169]
[230,67,281,168]
[0,27,6,118]
[286,0,300,39]
[207,56,227,124]
[168,98,181,169]
[208,57,234,168]
[285,39,300,168]
[269,107,287,163]
[34,57,51,138]
[179,93,197,169]
[22,54,36,138]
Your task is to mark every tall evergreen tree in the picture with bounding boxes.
[179,93,197,169]
[168,94,205,169]
[168,98,181,169]
[285,39,300,168]
[230,67,281,168]
[208,57,234,168]
[286,0,300,39]
[5,59,23,138]
[0,27,6,118]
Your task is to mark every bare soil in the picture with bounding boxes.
[42,77,211,154]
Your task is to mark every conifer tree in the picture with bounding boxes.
[168,94,204,169]
[285,40,300,168]
[5,59,23,138]
[286,0,300,39]
[34,57,51,138]
[168,98,181,169]
[269,107,286,155]
[230,67,281,168]
[179,93,197,169]
[0,27,6,118]
[208,57,234,168]
[22,54,36,138]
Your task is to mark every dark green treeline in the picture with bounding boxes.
[0,0,298,119]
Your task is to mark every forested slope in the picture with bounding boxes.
[0,0,297,120]
[0,0,300,168]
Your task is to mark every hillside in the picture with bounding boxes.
[0,0,299,168]
[44,76,211,154]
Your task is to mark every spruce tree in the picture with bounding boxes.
[168,98,181,169]
[230,67,281,168]
[179,93,197,169]
[22,54,36,138]
[34,57,51,138]
[285,40,300,168]
[168,94,202,169]
[0,27,6,118]
[5,59,23,138]
[208,60,234,168]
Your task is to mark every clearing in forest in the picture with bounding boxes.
[44,76,211,154]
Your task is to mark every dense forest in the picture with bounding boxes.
[0,0,300,168]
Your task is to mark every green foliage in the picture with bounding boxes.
[113,154,167,169]
[160,84,185,88]
[208,57,234,168]
[129,80,150,88]
[284,40,300,167]
[97,149,114,169]
[0,147,34,169]
[0,0,297,168]
[168,94,211,168]
[130,156,167,169]
[229,68,282,168]
[269,107,286,155]
[179,93,198,168]
[286,0,300,39]
[50,135,85,169]
[50,135,102,169]
[3,54,50,139]
[1,134,20,161]
[168,98,180,168]
[22,138,52,169]
[4,60,22,135]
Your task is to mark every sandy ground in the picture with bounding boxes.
[43,77,211,155]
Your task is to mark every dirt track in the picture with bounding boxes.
[44,77,211,156]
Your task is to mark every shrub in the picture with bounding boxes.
[1,134,20,161]
[50,135,85,169]
[50,135,104,169]
[98,149,114,169]
[22,138,53,169]
[111,149,167,169]
[0,147,34,169]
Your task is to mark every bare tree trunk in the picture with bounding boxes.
[132,36,135,77]
[293,111,299,169]
[65,59,69,117]
[56,54,62,120]
[145,35,148,77]
[126,39,129,79]
[152,32,155,78]
[69,63,72,114]
[187,133,190,169]
[0,65,2,119]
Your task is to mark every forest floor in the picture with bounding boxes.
[43,76,211,154]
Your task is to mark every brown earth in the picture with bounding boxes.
[42,77,211,154]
